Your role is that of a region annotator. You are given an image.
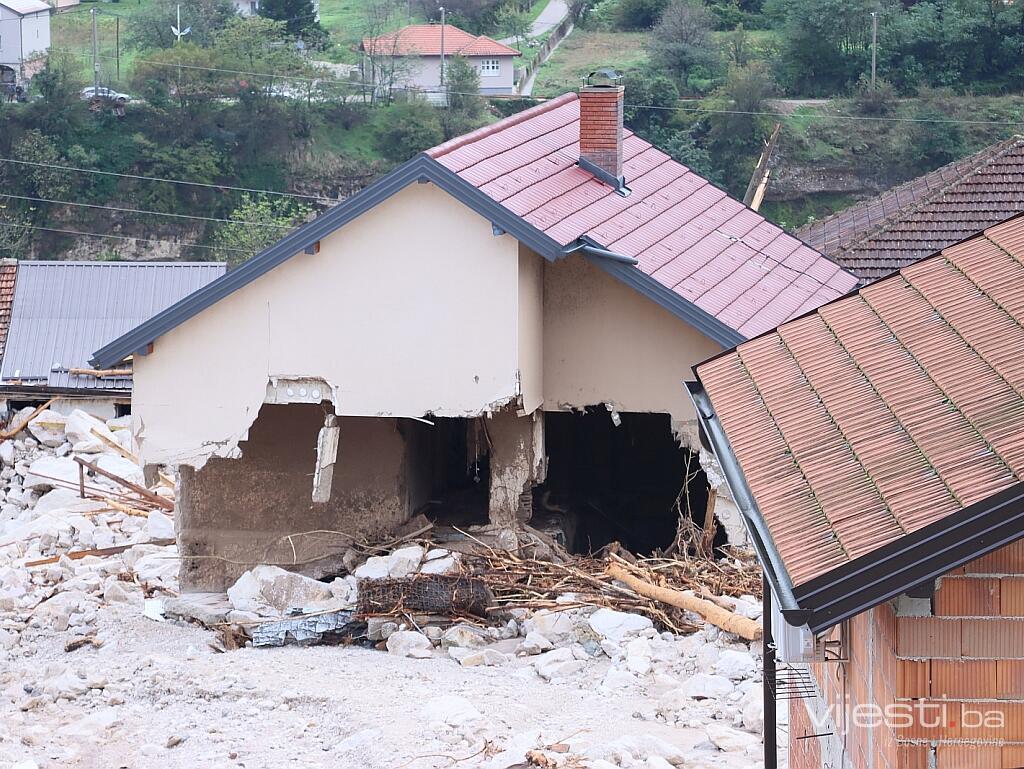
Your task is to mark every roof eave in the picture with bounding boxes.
[91,154,566,369]
[690,378,1024,634]
[793,481,1024,633]
[686,380,807,625]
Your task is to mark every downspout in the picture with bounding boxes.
[763,572,778,769]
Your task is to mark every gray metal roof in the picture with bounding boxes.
[2,261,226,392]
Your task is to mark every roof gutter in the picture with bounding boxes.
[686,380,807,625]
[565,239,639,265]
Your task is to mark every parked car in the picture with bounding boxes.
[80,87,132,104]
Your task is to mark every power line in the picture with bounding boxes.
[0,192,297,228]
[0,220,247,253]
[0,157,330,201]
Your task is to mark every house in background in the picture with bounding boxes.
[360,23,520,101]
[0,261,225,420]
[0,0,50,86]
[691,213,1024,768]
[232,0,259,16]
[91,84,855,592]
[797,135,1024,283]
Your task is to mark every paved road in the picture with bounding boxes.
[499,0,569,43]
[518,21,573,96]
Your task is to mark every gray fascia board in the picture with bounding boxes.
[585,255,746,349]
[91,154,564,369]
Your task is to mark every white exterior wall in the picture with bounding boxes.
[395,54,516,95]
[132,182,528,467]
[0,7,49,72]
[232,0,259,15]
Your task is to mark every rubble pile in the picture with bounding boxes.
[200,542,767,768]
[0,406,177,659]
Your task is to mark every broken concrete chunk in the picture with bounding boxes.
[457,648,508,667]
[705,721,761,752]
[681,672,734,700]
[386,545,424,578]
[714,649,756,680]
[33,488,107,516]
[226,565,339,617]
[28,410,67,448]
[24,455,80,490]
[516,631,554,656]
[523,610,575,644]
[587,608,654,642]
[420,553,459,575]
[146,510,175,541]
[353,556,390,581]
[385,630,433,658]
[440,623,488,650]
[95,454,146,487]
[0,440,14,466]
[65,410,118,454]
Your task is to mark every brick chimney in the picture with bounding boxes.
[578,83,625,186]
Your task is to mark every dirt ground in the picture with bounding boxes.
[0,602,766,769]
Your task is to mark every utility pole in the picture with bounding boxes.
[91,7,99,91]
[115,17,120,81]
[439,6,445,87]
[743,122,781,211]
[870,11,878,90]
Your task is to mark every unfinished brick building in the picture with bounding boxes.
[691,214,1024,768]
[90,86,854,591]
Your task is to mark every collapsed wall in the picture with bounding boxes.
[177,404,430,591]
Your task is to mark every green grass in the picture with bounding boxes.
[311,115,378,158]
[532,30,647,97]
[50,1,161,87]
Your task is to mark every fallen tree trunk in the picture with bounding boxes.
[606,562,762,641]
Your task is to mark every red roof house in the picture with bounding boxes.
[360,23,521,98]
[91,86,858,594]
[691,213,1024,768]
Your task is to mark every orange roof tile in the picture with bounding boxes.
[361,24,520,58]
[694,213,1024,628]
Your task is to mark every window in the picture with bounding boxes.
[479,58,500,77]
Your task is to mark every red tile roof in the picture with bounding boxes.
[697,214,1024,589]
[796,136,1024,282]
[429,94,858,339]
[0,261,17,363]
[361,24,520,58]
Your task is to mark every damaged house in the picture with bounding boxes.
[90,84,856,592]
[691,213,1024,768]
[0,260,225,419]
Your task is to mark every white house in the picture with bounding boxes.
[0,0,49,86]
[361,23,520,100]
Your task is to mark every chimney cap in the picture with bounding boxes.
[584,68,622,88]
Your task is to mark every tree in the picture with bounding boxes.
[499,8,531,49]
[259,0,325,42]
[374,101,444,162]
[442,55,484,139]
[361,0,417,105]
[132,44,229,121]
[614,0,668,30]
[766,0,874,96]
[214,194,312,264]
[23,53,86,142]
[704,62,774,193]
[11,130,73,202]
[216,16,289,72]
[647,0,717,86]
[128,0,235,50]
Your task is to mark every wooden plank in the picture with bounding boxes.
[73,456,174,512]
[25,538,174,567]
[89,427,137,462]
[0,398,55,439]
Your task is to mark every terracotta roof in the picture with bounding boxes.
[694,214,1024,628]
[796,136,1024,282]
[429,94,858,340]
[0,261,17,363]
[361,24,520,58]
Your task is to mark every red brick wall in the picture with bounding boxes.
[893,540,1024,768]
[578,86,623,179]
